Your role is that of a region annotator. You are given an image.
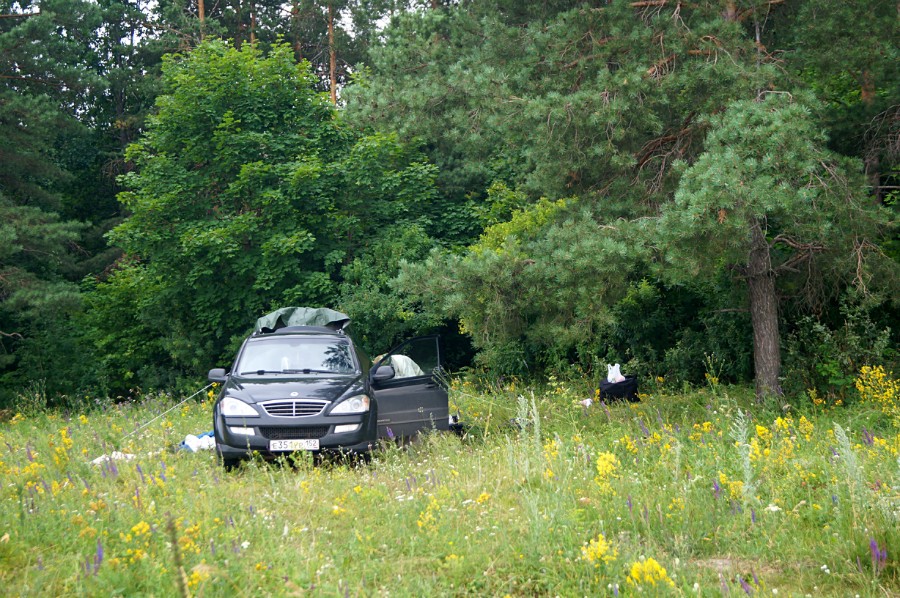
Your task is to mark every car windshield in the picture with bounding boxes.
[236,337,357,375]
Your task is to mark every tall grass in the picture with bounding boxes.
[0,377,897,596]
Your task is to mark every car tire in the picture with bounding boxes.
[216,442,241,470]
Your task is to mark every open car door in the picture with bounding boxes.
[370,336,449,440]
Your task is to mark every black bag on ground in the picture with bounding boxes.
[598,376,639,402]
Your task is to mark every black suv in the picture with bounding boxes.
[207,311,449,466]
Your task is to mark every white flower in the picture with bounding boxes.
[241,541,250,549]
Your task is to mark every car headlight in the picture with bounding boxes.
[221,396,259,417]
[330,394,370,414]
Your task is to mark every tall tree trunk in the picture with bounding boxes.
[233,0,243,49]
[328,3,337,104]
[249,0,256,45]
[291,0,302,60]
[747,218,782,400]
[198,0,205,40]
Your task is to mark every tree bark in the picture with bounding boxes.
[249,0,256,45]
[291,0,302,60]
[198,0,205,40]
[328,3,337,104]
[747,218,782,401]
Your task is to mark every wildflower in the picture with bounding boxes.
[870,538,887,575]
[188,568,210,589]
[580,533,618,565]
[543,438,560,460]
[856,366,900,425]
[131,521,150,536]
[626,557,675,588]
[619,435,639,454]
[476,492,491,504]
[417,495,440,532]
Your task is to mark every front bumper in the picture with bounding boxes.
[214,406,378,459]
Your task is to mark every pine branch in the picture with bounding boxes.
[0,74,56,86]
[0,11,40,19]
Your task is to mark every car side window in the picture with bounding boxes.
[382,337,439,379]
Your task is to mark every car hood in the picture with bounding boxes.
[224,374,363,403]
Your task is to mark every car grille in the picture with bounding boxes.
[260,400,327,417]
[259,426,330,440]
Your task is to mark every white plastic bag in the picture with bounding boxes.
[607,363,625,384]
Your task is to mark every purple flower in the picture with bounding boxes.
[751,508,756,524]
[739,576,753,594]
[136,464,145,484]
[713,479,722,500]
[638,419,651,437]
[386,426,395,440]
[862,427,875,446]
[93,539,104,574]
[626,495,633,514]
[870,538,887,574]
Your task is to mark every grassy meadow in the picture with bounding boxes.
[1,372,898,597]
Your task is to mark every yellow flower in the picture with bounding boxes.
[476,492,491,504]
[580,533,618,564]
[131,520,151,536]
[626,557,675,587]
[417,495,440,532]
[188,569,210,589]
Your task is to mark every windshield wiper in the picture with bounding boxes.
[239,370,288,375]
[239,368,340,375]
[282,368,336,374]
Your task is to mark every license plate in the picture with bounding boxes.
[269,439,319,451]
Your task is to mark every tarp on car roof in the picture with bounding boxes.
[254,307,350,333]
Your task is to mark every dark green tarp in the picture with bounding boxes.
[254,307,350,333]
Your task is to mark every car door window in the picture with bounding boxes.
[385,337,438,377]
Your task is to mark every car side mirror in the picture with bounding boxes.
[372,365,396,382]
[208,368,227,383]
